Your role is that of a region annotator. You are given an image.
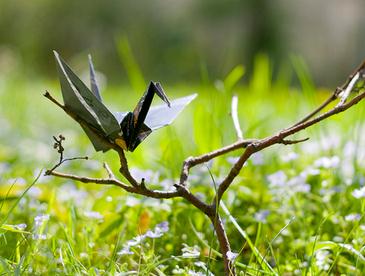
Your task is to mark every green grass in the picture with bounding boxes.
[1,55,365,275]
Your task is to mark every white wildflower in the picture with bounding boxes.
[254,210,270,223]
[251,152,264,165]
[182,244,200,258]
[281,152,298,162]
[117,246,134,256]
[34,214,50,227]
[28,186,42,198]
[126,235,145,247]
[145,221,169,238]
[302,167,320,176]
[314,156,340,169]
[172,266,185,274]
[352,186,365,198]
[287,175,311,193]
[315,250,332,271]
[58,183,88,205]
[7,177,26,186]
[32,234,47,240]
[194,262,214,276]
[226,251,239,261]
[226,156,239,165]
[15,223,27,230]
[125,196,141,207]
[0,162,9,174]
[187,270,205,276]
[79,252,88,259]
[345,213,361,222]
[267,171,287,187]
[83,211,103,220]
[333,236,344,243]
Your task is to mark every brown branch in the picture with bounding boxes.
[48,170,181,199]
[48,170,130,188]
[293,92,337,126]
[215,63,365,204]
[179,139,257,186]
[293,59,365,126]
[279,137,310,145]
[118,150,139,187]
[215,145,255,203]
[209,214,235,275]
[174,184,213,216]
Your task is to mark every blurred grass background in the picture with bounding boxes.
[1,1,365,274]
[0,0,364,85]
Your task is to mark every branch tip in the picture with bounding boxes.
[280,137,310,145]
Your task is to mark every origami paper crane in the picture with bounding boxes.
[54,51,197,152]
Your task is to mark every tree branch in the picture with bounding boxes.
[214,61,365,204]
[293,92,337,126]
[118,150,139,187]
[209,214,236,275]
[179,139,257,186]
[48,170,181,199]
[293,59,365,126]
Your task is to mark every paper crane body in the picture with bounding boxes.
[54,51,197,152]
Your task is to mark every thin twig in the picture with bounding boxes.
[215,145,255,203]
[293,60,365,126]
[209,214,236,275]
[103,162,115,179]
[293,92,337,126]
[173,184,213,216]
[48,170,181,199]
[45,134,88,175]
[48,170,130,188]
[179,139,256,186]
[279,137,309,145]
[45,156,89,176]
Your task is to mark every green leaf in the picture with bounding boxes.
[224,65,245,93]
[0,224,30,234]
[99,217,123,238]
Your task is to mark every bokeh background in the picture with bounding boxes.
[1,0,364,86]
